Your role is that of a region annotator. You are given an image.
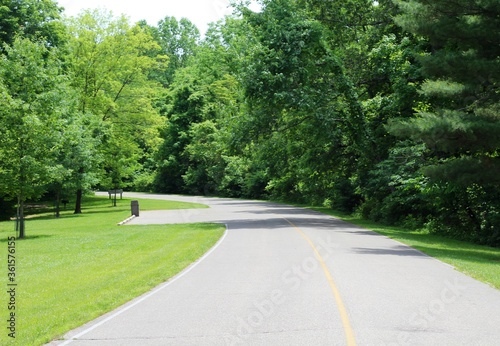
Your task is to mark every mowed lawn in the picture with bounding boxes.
[0,195,225,346]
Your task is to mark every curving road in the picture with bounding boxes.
[51,193,500,345]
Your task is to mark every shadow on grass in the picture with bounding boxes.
[0,234,52,242]
[20,207,127,221]
[409,244,500,264]
[24,214,81,221]
[80,208,128,215]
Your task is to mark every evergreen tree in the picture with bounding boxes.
[390,0,500,244]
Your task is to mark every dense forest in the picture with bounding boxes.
[0,0,498,246]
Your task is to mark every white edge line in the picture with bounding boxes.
[58,224,229,345]
[117,215,136,226]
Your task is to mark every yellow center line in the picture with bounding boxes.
[284,217,357,346]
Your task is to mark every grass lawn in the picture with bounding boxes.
[311,207,500,291]
[0,195,225,346]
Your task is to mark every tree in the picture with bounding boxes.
[150,16,200,86]
[67,10,164,213]
[390,0,500,244]
[0,0,68,222]
[0,37,71,238]
[51,111,102,215]
[0,0,66,46]
[153,65,205,193]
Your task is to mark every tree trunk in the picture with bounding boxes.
[113,184,118,207]
[55,190,60,218]
[74,167,85,214]
[17,196,25,239]
[74,188,82,214]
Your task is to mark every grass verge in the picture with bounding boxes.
[311,207,500,291]
[0,195,224,345]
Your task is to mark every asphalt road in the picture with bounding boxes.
[50,193,500,345]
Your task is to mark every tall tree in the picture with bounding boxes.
[67,10,164,213]
[390,0,500,244]
[0,37,71,237]
[0,0,68,222]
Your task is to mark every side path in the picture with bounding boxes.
[50,193,500,345]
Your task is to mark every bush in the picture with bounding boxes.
[426,184,500,247]
[328,179,362,213]
[132,171,156,192]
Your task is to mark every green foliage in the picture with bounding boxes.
[0,37,73,236]
[387,0,500,245]
[0,197,15,221]
[154,68,205,193]
[53,111,102,199]
[0,0,66,46]
[154,17,251,196]
[1,0,497,246]
[149,16,200,86]
[66,10,164,210]
[236,0,368,209]
[426,184,500,246]
[359,141,431,227]
[153,0,467,240]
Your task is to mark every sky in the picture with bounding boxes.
[56,0,259,35]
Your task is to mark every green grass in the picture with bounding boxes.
[0,195,224,345]
[311,207,500,291]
